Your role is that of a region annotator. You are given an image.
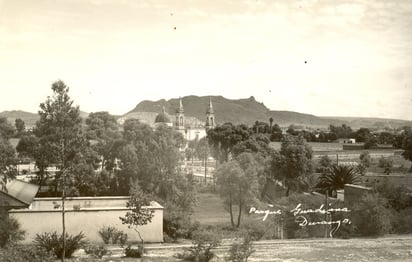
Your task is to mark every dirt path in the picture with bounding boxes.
[142,236,412,261]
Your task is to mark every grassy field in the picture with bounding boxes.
[193,192,229,225]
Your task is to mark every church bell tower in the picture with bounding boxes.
[175,97,185,130]
[205,97,215,131]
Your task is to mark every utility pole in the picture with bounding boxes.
[204,137,208,184]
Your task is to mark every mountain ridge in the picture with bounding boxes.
[2,96,412,129]
[125,95,412,129]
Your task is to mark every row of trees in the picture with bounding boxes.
[9,81,194,219]
[208,121,412,228]
[246,120,405,147]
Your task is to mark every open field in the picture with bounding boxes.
[193,192,228,225]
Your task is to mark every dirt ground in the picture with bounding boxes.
[71,235,412,261]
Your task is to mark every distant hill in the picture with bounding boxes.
[0,110,39,127]
[126,96,412,129]
[0,110,89,128]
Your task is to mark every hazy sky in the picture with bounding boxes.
[1,0,411,120]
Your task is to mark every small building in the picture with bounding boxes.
[0,179,39,210]
[9,196,164,244]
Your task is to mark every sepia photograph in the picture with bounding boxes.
[1,0,412,261]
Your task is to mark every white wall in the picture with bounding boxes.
[10,197,163,244]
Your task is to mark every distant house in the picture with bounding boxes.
[337,138,356,144]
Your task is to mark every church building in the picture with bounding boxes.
[154,97,216,141]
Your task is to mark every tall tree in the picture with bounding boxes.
[85,111,121,171]
[216,152,259,228]
[35,80,90,261]
[269,135,313,196]
[269,117,274,132]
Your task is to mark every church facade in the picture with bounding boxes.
[154,97,215,141]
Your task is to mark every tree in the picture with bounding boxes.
[354,128,371,143]
[270,123,283,142]
[35,80,90,261]
[315,164,361,196]
[0,136,17,191]
[269,117,274,132]
[216,153,259,228]
[268,135,313,196]
[16,134,52,188]
[232,133,271,158]
[400,127,412,171]
[119,181,154,250]
[0,117,15,140]
[207,123,251,163]
[378,156,393,175]
[329,124,353,139]
[318,155,332,173]
[378,132,395,145]
[195,137,209,163]
[118,119,196,239]
[364,135,378,149]
[14,118,25,137]
[359,151,371,168]
[85,111,121,171]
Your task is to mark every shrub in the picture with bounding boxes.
[163,208,200,240]
[118,232,128,247]
[227,235,255,262]
[124,244,143,258]
[359,151,371,167]
[240,220,267,241]
[0,244,54,262]
[393,207,412,234]
[350,193,394,237]
[175,229,221,261]
[0,215,25,247]
[378,156,393,174]
[84,245,111,259]
[97,226,128,246]
[111,229,128,246]
[98,226,115,244]
[33,231,88,258]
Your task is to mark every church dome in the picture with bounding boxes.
[155,107,171,123]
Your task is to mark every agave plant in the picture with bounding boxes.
[315,164,361,195]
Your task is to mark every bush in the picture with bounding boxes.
[98,226,115,244]
[98,226,128,246]
[175,229,221,261]
[163,208,200,241]
[0,215,25,247]
[124,244,143,258]
[84,245,111,259]
[393,207,412,234]
[350,193,394,237]
[227,235,255,262]
[378,156,393,174]
[33,231,88,258]
[280,194,326,239]
[240,220,267,241]
[0,244,54,262]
